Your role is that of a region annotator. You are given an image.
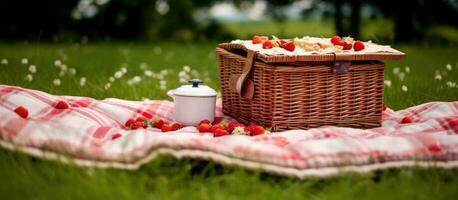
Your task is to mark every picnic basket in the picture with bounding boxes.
[216,41,405,131]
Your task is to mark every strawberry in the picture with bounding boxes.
[401,116,413,124]
[252,35,268,44]
[199,119,211,125]
[283,42,295,52]
[198,123,212,133]
[342,42,352,50]
[244,124,257,136]
[136,116,147,122]
[227,122,244,133]
[132,121,145,129]
[330,36,342,45]
[161,123,173,132]
[353,40,365,51]
[55,100,69,109]
[171,123,182,131]
[213,128,229,137]
[125,118,136,128]
[251,125,265,136]
[14,106,29,119]
[211,124,226,133]
[152,118,165,129]
[262,40,273,49]
[112,133,122,140]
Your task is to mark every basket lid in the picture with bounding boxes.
[218,38,405,63]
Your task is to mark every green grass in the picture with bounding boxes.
[0,41,457,199]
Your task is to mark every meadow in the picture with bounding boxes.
[0,23,458,199]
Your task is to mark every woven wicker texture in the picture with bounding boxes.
[216,43,396,131]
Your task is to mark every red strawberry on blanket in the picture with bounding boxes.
[132,121,145,129]
[401,116,414,124]
[262,40,273,49]
[199,119,211,125]
[227,121,244,133]
[112,133,122,140]
[125,118,136,128]
[171,123,182,131]
[252,35,268,44]
[14,106,29,119]
[330,35,342,45]
[353,40,365,51]
[211,124,226,133]
[55,100,69,109]
[151,118,165,129]
[283,42,295,52]
[161,123,173,132]
[213,128,229,137]
[251,125,265,136]
[198,123,212,133]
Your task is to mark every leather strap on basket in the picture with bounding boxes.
[235,50,256,95]
[332,53,352,74]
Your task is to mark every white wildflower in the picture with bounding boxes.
[183,65,191,72]
[446,81,456,88]
[28,65,36,73]
[160,69,168,76]
[54,60,62,67]
[139,62,148,70]
[142,97,150,101]
[435,74,442,80]
[397,72,405,81]
[132,76,142,84]
[53,79,61,86]
[114,71,123,79]
[156,74,164,80]
[446,64,452,71]
[159,85,166,90]
[144,70,153,77]
[104,83,111,90]
[178,71,187,78]
[60,64,67,71]
[127,80,133,85]
[191,70,200,77]
[59,71,66,77]
[109,77,115,82]
[1,59,8,65]
[384,80,392,87]
[80,77,86,86]
[68,68,77,75]
[401,85,408,92]
[21,58,28,65]
[160,80,167,86]
[25,74,33,82]
[121,67,127,74]
[405,66,410,73]
[393,67,400,74]
[179,78,187,84]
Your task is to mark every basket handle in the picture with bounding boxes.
[235,50,256,95]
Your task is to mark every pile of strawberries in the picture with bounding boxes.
[330,35,365,51]
[124,117,182,132]
[198,120,266,137]
[252,35,295,51]
[124,117,267,137]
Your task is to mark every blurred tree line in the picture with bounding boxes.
[0,0,457,43]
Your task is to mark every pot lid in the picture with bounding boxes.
[173,79,217,97]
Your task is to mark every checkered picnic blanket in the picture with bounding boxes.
[1,85,458,178]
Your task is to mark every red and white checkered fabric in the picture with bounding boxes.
[1,85,458,178]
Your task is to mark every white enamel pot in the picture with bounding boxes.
[167,79,217,126]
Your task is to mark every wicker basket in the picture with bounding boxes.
[216,43,405,131]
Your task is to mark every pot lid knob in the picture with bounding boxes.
[188,79,203,88]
